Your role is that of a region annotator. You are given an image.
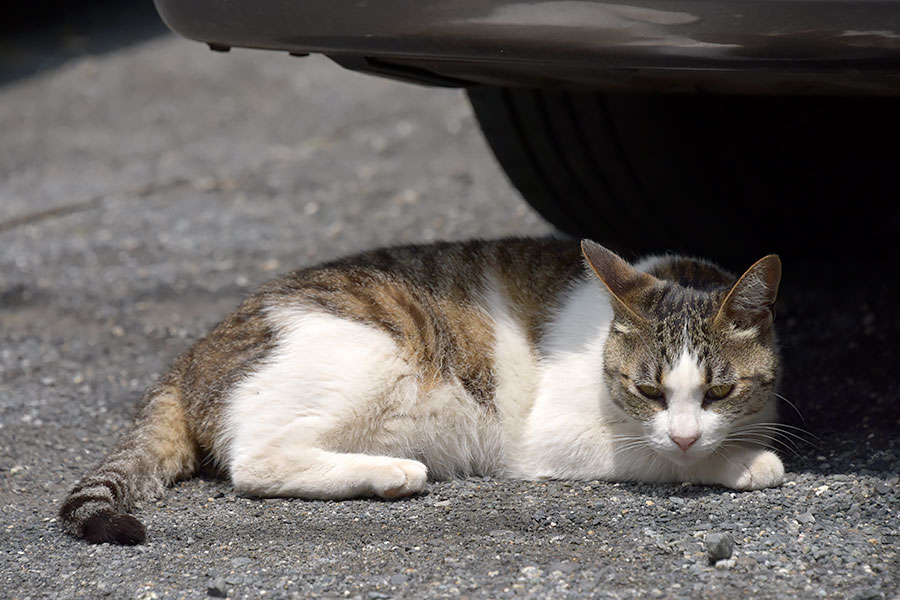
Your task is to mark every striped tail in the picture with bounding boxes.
[59,384,197,544]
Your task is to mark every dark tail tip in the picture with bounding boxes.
[82,510,147,545]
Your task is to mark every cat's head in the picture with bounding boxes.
[582,240,781,467]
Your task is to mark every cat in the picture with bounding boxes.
[59,238,785,545]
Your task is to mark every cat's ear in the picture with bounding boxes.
[581,240,655,321]
[713,255,782,332]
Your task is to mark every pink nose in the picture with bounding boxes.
[670,434,699,452]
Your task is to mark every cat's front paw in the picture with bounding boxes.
[372,459,429,499]
[717,449,784,491]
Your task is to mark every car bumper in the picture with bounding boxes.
[154,0,900,94]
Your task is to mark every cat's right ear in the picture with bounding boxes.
[581,240,655,322]
[713,254,782,333]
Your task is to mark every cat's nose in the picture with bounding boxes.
[670,433,699,452]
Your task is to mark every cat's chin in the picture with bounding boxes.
[661,450,707,468]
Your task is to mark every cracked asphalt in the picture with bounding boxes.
[1,3,899,599]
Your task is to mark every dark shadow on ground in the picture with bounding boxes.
[0,0,168,85]
[774,221,900,478]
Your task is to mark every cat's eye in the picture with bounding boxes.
[636,384,664,400]
[706,384,735,401]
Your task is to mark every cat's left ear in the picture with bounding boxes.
[713,255,782,332]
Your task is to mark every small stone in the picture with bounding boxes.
[231,557,252,567]
[714,558,736,570]
[797,512,816,524]
[848,588,885,600]
[706,532,735,563]
[207,577,227,597]
[874,482,891,495]
[389,574,408,586]
[669,496,685,505]
[520,565,543,579]
[549,561,577,573]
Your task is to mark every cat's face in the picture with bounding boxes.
[603,303,779,466]
[581,241,781,466]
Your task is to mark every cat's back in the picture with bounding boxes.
[266,237,583,298]
[259,237,585,340]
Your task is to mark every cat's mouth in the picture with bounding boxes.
[659,443,715,467]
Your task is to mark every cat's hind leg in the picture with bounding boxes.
[230,446,428,500]
[222,308,428,500]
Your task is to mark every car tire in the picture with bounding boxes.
[467,87,899,257]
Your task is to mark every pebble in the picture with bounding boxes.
[797,512,816,524]
[874,482,890,495]
[849,588,886,600]
[706,532,735,563]
[549,561,577,573]
[206,577,228,598]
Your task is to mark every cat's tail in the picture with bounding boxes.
[59,383,197,545]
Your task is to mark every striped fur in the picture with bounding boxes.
[59,385,195,544]
[60,238,784,544]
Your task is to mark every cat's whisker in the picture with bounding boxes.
[734,429,817,453]
[648,450,665,473]
[728,428,808,454]
[712,446,731,461]
[719,420,817,459]
[774,393,806,426]
[611,441,653,456]
[607,438,647,450]
[612,440,649,449]
[728,427,804,448]
[711,446,743,471]
[610,439,641,449]
[720,436,802,458]
[732,422,819,445]
[742,421,819,437]
[726,430,801,452]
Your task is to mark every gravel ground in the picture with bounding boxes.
[1,6,898,599]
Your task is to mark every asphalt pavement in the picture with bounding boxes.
[1,5,898,599]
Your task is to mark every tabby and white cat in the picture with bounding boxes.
[60,239,784,545]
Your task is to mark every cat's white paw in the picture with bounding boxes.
[372,459,429,499]
[717,449,784,491]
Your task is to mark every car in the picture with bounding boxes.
[153,0,900,255]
